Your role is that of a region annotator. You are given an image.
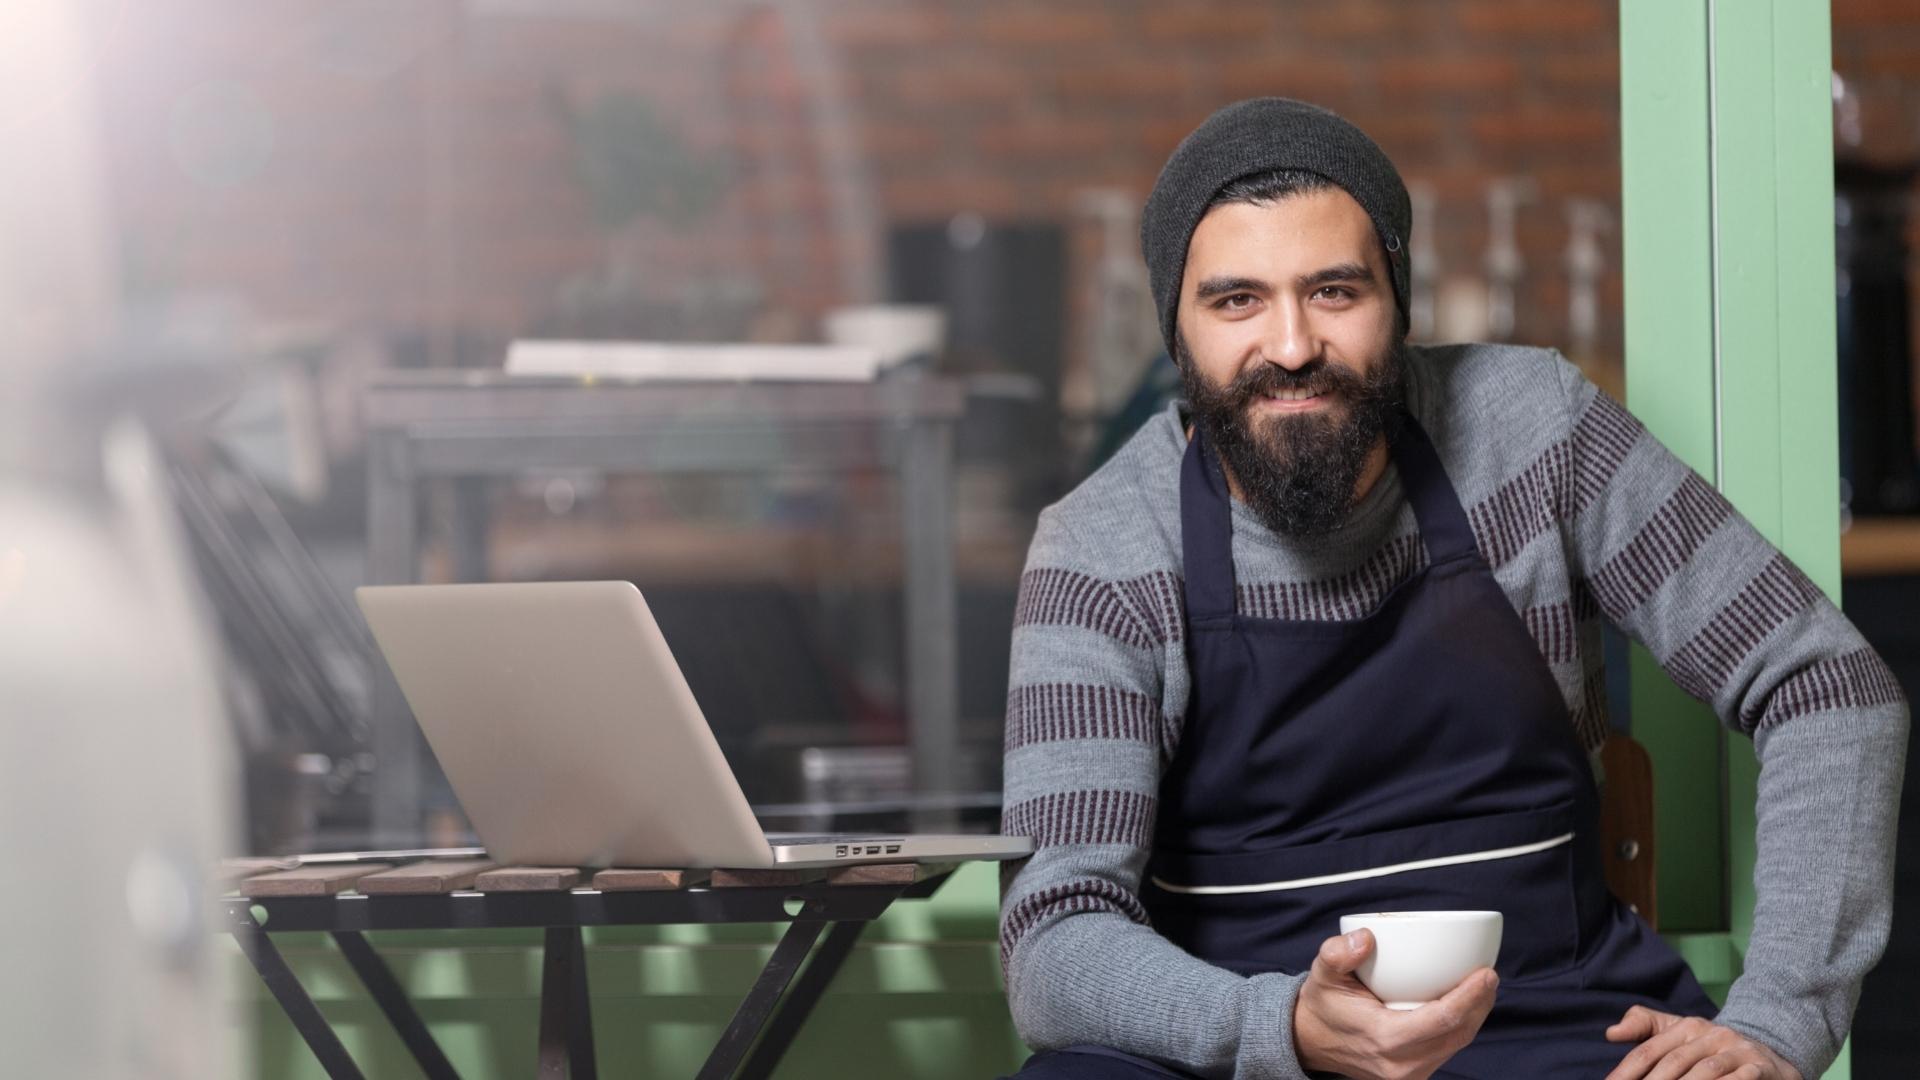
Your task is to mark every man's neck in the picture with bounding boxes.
[1351,438,1391,506]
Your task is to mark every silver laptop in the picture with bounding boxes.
[355,581,1031,870]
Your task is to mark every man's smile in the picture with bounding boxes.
[1255,387,1333,413]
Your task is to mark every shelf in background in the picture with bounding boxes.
[1841,517,1920,577]
[421,518,1031,588]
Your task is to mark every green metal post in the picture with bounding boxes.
[1621,0,1847,1075]
[1621,0,1725,936]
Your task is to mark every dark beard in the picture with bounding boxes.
[1178,335,1407,538]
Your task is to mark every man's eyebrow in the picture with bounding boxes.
[1193,264,1377,302]
[1193,275,1269,301]
[1296,262,1376,291]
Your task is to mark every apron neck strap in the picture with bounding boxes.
[1180,424,1239,619]
[1179,410,1482,622]
[1391,413,1481,566]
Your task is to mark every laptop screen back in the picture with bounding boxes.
[356,581,773,868]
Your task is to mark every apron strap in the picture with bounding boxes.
[1180,426,1239,621]
[1391,413,1482,567]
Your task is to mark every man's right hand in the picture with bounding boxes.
[1292,928,1498,1080]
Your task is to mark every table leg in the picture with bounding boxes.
[536,927,580,1080]
[735,920,868,1080]
[567,927,598,1080]
[900,416,960,831]
[331,931,462,1080]
[228,907,367,1080]
[695,918,828,1080]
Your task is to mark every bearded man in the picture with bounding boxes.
[997,98,1906,1080]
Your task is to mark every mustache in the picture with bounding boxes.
[1221,359,1368,406]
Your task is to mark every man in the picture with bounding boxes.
[998,98,1907,1080]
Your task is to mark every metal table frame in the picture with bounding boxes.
[362,373,967,840]
[227,869,953,1080]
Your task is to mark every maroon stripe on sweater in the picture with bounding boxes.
[1571,392,1645,516]
[1115,570,1185,645]
[1002,790,1157,850]
[1523,601,1580,666]
[1015,567,1153,649]
[1000,878,1150,968]
[1467,441,1573,568]
[1745,648,1906,733]
[1665,554,1825,705]
[1589,473,1733,621]
[1005,684,1162,751]
[1239,535,1427,621]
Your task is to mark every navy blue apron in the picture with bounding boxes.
[1009,416,1715,1079]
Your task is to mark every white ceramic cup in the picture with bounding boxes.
[1337,910,1503,1010]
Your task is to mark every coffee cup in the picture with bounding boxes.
[1337,910,1503,1010]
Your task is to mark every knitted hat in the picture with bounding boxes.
[1141,97,1411,359]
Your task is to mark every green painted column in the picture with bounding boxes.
[1621,0,1847,1075]
[1705,0,1845,945]
[1621,0,1725,937]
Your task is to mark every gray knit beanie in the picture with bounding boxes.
[1141,97,1411,359]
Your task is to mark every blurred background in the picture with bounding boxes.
[7,0,1920,1074]
[54,0,1659,851]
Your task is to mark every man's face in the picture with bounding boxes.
[1175,187,1405,537]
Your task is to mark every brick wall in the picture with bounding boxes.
[78,0,1920,395]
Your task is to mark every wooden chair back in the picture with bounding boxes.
[1597,733,1658,928]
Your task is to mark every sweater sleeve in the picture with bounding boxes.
[999,507,1311,1080]
[1552,356,1909,1080]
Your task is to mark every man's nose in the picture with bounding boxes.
[1259,299,1319,371]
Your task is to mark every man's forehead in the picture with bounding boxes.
[1184,189,1383,280]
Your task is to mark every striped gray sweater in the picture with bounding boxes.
[999,343,1907,1080]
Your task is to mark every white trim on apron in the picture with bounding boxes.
[1148,831,1576,895]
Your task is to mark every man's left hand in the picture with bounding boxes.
[1603,1006,1801,1080]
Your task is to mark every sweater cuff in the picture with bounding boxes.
[1234,972,1312,1080]
[1714,1000,1836,1080]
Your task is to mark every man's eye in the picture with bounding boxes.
[1315,286,1353,301]
[1220,294,1255,309]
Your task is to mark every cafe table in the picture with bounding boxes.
[222,854,957,1080]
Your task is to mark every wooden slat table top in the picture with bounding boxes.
[592,868,707,892]
[358,858,500,895]
[217,857,299,887]
[474,866,582,892]
[239,864,393,898]
[233,858,942,898]
[824,861,957,887]
[710,867,828,888]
